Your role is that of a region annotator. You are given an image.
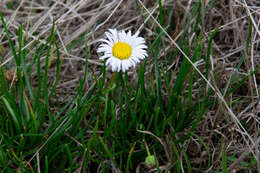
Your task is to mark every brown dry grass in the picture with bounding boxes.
[0,0,259,172]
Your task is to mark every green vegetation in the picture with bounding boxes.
[0,0,259,172]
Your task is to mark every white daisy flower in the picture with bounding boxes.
[97,29,148,72]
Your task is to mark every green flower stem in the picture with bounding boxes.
[103,72,118,91]
[144,140,151,156]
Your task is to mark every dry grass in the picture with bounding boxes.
[0,0,259,172]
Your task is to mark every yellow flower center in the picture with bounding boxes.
[112,42,132,60]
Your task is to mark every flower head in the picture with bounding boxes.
[97,29,148,72]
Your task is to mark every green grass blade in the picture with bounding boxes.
[126,142,136,173]
[2,97,21,134]
[222,148,228,173]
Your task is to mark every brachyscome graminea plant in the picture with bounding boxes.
[97,29,148,72]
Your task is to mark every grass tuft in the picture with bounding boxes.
[0,0,259,172]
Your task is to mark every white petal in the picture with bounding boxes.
[109,29,119,43]
[133,30,140,38]
[122,31,127,40]
[105,32,113,42]
[132,57,140,63]
[111,60,117,72]
[97,47,111,53]
[98,44,112,50]
[123,60,129,70]
[118,31,125,42]
[99,39,113,47]
[129,58,136,67]
[127,30,132,38]
[122,64,126,72]
[115,59,121,72]
[126,60,132,69]
[123,60,131,72]
[108,28,117,35]
[99,53,112,60]
[106,58,112,66]
[136,45,148,49]
[117,60,122,72]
